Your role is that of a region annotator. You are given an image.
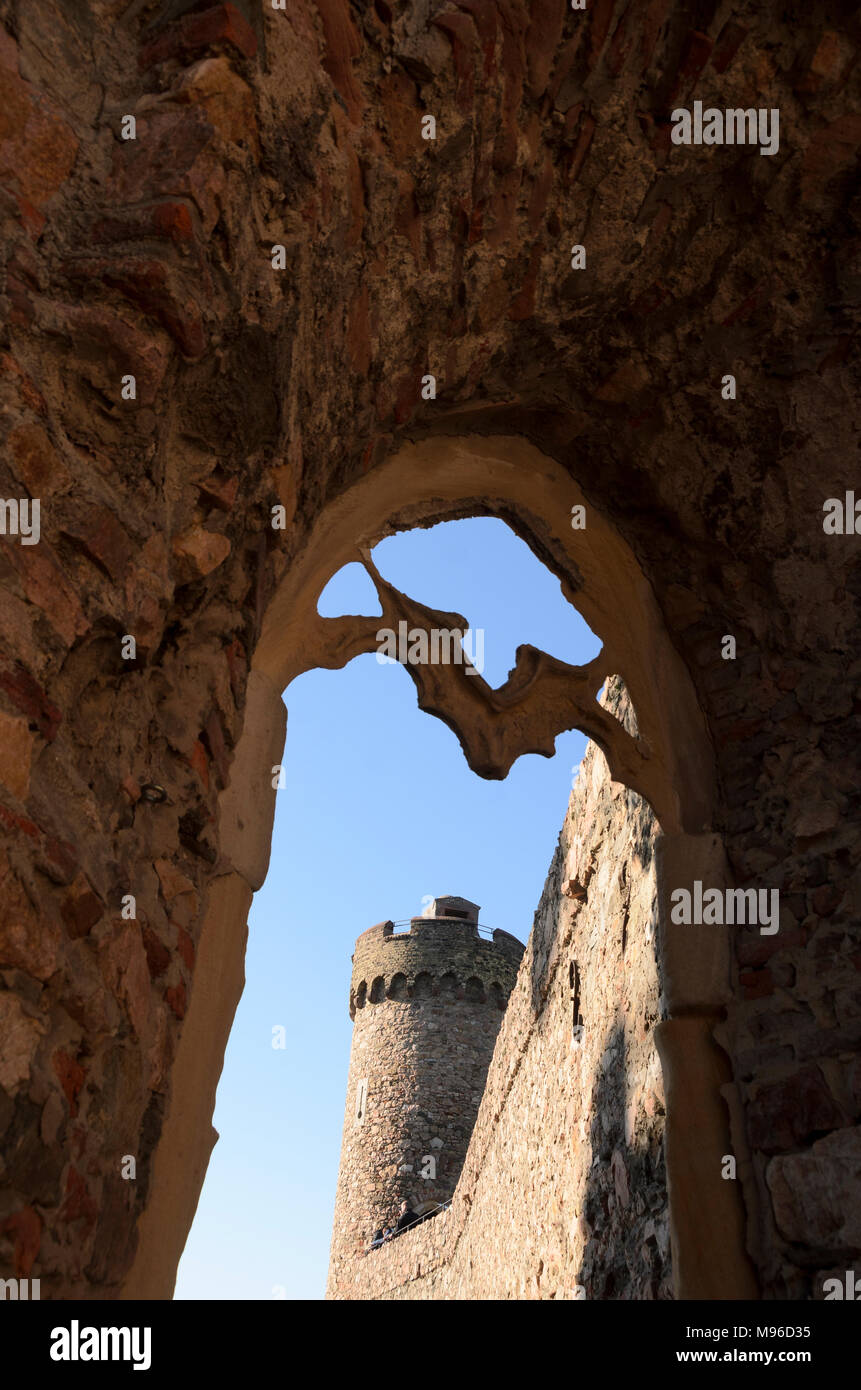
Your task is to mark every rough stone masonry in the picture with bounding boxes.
[0,0,858,1301]
[326,899,524,1294]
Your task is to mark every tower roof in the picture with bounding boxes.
[422,895,480,923]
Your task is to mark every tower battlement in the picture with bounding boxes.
[349,913,523,1019]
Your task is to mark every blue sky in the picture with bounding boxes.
[174,516,600,1300]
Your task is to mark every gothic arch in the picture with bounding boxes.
[126,432,750,1300]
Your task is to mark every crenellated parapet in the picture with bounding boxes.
[349,916,523,1019]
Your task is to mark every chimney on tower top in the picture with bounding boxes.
[422,895,480,923]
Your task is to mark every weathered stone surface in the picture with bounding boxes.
[217,669,286,890]
[327,907,523,1289]
[768,1127,861,1253]
[747,1065,847,1156]
[0,849,61,980]
[0,710,34,800]
[172,526,231,581]
[0,0,857,1301]
[59,872,104,940]
[0,995,46,1094]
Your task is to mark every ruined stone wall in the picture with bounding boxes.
[0,0,858,1298]
[332,681,671,1300]
[327,916,523,1296]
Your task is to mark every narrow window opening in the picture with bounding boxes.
[355,1079,368,1125]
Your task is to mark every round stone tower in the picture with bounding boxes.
[326,895,524,1297]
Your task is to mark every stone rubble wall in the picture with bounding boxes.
[0,0,858,1297]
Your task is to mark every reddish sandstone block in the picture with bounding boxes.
[0,40,78,216]
[142,925,171,979]
[5,266,35,326]
[0,657,62,741]
[52,1050,85,1116]
[63,256,208,359]
[108,108,225,236]
[60,872,105,940]
[40,833,78,887]
[0,848,61,979]
[484,170,521,247]
[53,304,171,407]
[99,921,153,1040]
[0,352,47,415]
[203,709,230,789]
[176,925,196,972]
[631,281,669,316]
[152,201,196,243]
[0,803,39,841]
[60,1166,98,1231]
[154,858,195,901]
[737,928,805,968]
[3,541,88,647]
[60,503,132,583]
[748,1065,846,1154]
[175,57,259,153]
[313,0,365,120]
[197,472,239,512]
[7,424,72,498]
[172,524,231,579]
[798,30,855,92]
[187,738,211,791]
[0,709,34,799]
[0,1207,41,1278]
[124,531,171,652]
[165,979,187,1019]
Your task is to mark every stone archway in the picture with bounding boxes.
[1,0,857,1307]
[125,432,753,1298]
